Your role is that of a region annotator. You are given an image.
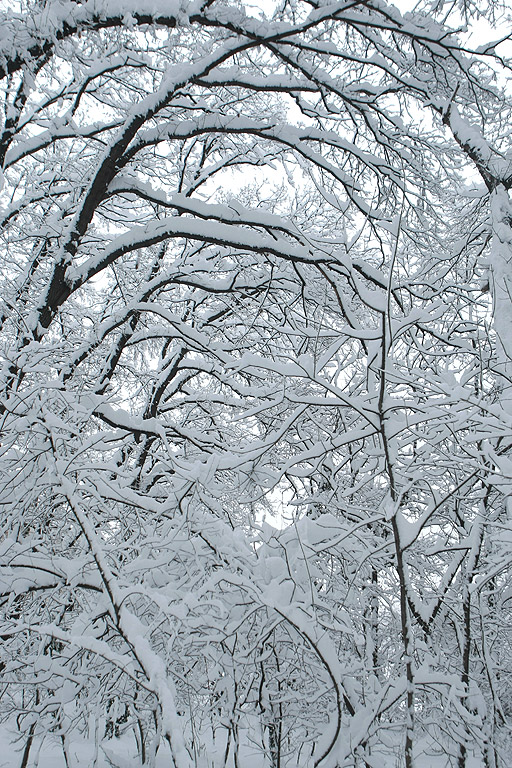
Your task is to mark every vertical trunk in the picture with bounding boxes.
[379,310,415,768]
[20,689,39,768]
[136,718,147,765]
[457,587,472,768]
[19,722,36,768]
[370,567,379,680]
[490,185,512,413]
[457,511,485,767]
[391,518,415,768]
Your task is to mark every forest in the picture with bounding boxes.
[0,0,511,766]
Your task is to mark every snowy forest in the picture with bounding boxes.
[1,0,512,766]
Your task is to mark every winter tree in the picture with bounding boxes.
[0,0,511,766]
